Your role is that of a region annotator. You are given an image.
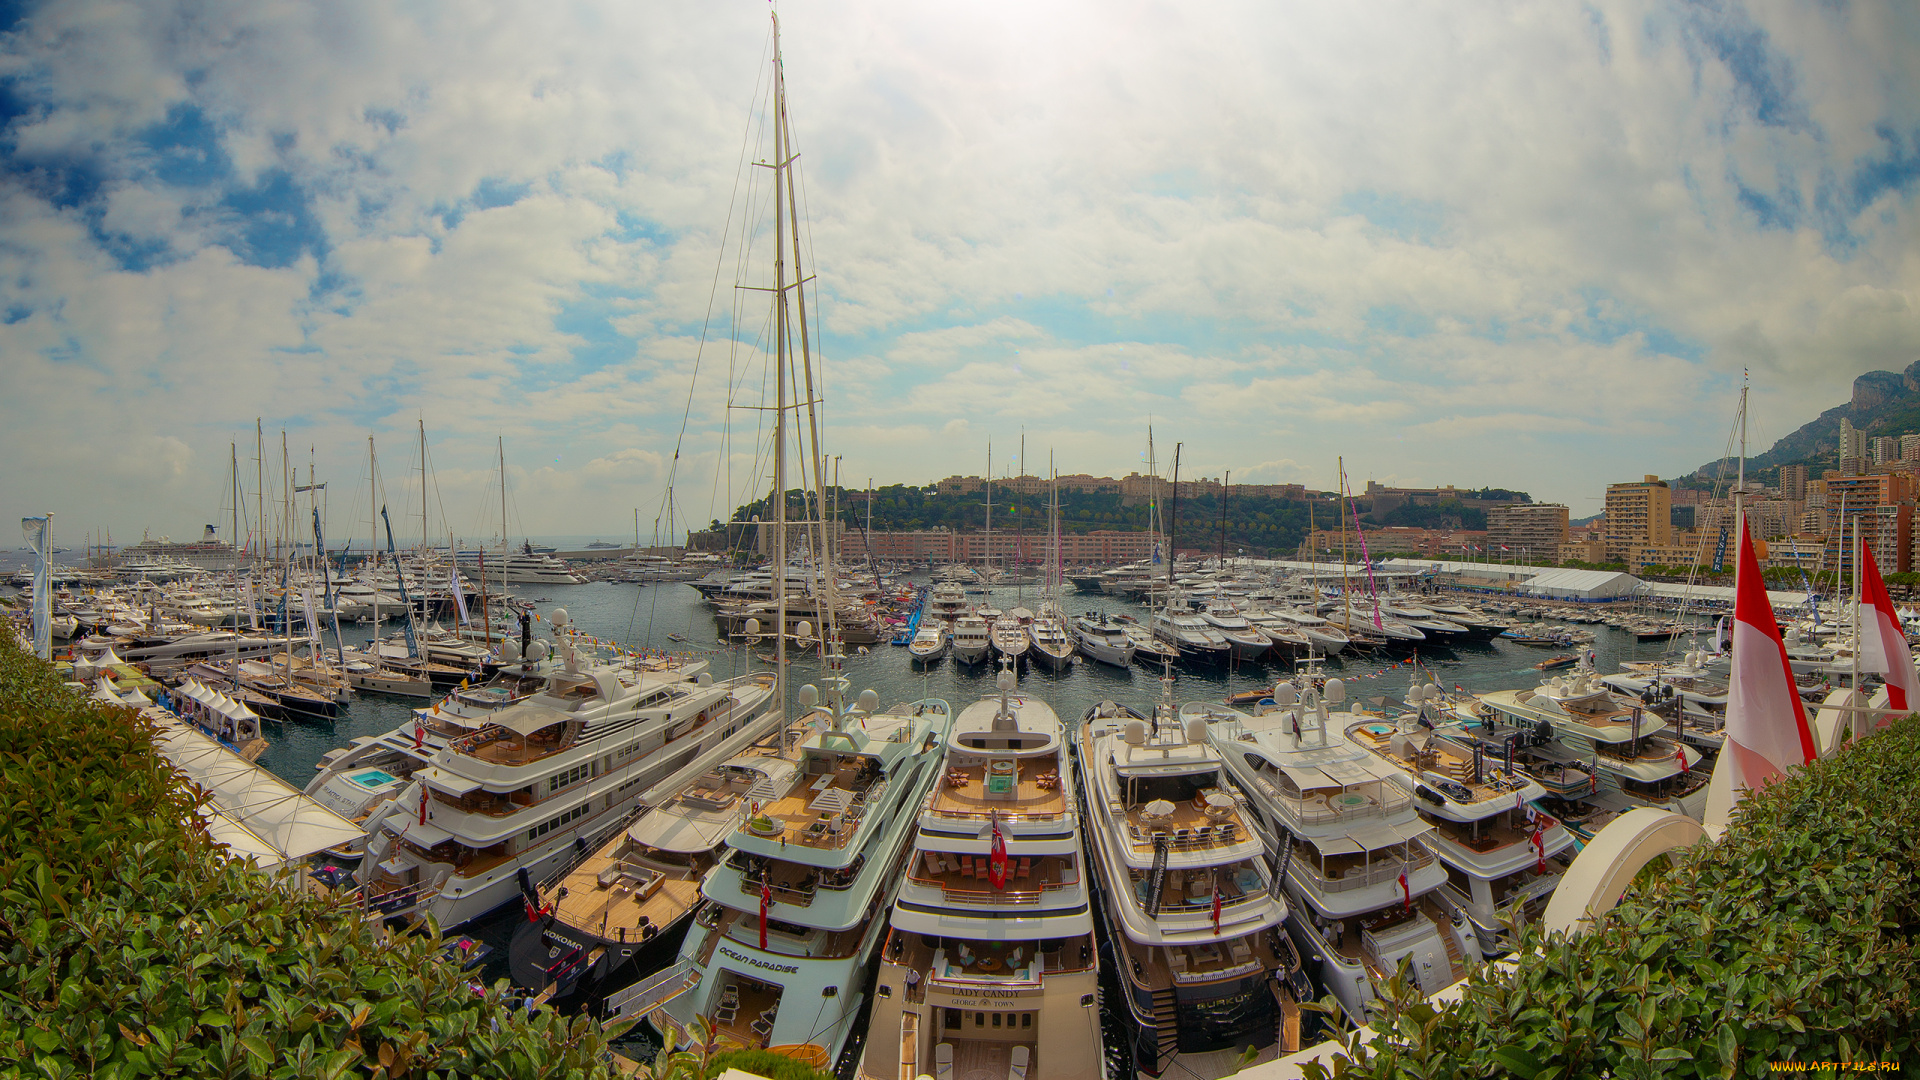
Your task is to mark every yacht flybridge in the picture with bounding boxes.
[1077,682,1300,1076]
[349,609,777,928]
[1204,678,1475,1025]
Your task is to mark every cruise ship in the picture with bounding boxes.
[348,610,777,927]
[108,527,246,571]
[507,710,798,1012]
[1077,684,1301,1076]
[1343,686,1573,958]
[1203,678,1476,1026]
[643,669,954,1070]
[859,666,1103,1080]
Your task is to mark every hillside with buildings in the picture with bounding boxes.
[1690,359,1920,482]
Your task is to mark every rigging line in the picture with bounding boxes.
[652,21,773,554]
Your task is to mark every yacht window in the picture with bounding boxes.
[1130,773,1219,806]
[945,1009,961,1030]
[991,1014,1001,1028]
[975,1013,985,1027]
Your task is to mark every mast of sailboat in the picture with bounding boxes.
[255,418,265,573]
[985,442,993,578]
[1339,457,1352,633]
[419,419,429,561]
[368,436,379,569]
[1218,470,1229,569]
[498,436,508,601]
[1167,444,1182,598]
[770,9,793,741]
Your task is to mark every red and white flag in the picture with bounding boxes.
[759,878,772,950]
[988,813,1008,890]
[1723,519,1817,801]
[1856,541,1917,728]
[1397,869,1410,913]
[1211,878,1223,936]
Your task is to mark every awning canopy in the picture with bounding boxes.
[489,702,574,738]
[396,821,453,847]
[153,721,363,873]
[419,767,483,796]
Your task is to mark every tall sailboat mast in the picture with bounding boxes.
[770,11,793,711]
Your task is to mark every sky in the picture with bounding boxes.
[2,0,1917,548]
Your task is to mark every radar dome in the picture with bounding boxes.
[1123,719,1148,745]
[857,689,880,713]
[501,639,521,661]
[1183,716,1208,744]
[744,617,761,637]
[1323,677,1346,704]
[798,684,819,707]
[527,640,551,662]
[1273,683,1298,706]
[550,608,569,627]
[696,672,713,686]
[796,620,814,641]
[996,669,1015,692]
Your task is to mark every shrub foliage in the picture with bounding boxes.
[1313,715,1920,1077]
[0,637,621,1078]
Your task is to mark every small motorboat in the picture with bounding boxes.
[1535,654,1579,671]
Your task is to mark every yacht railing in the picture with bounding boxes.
[606,960,700,1020]
[1247,773,1414,824]
[1294,847,1434,895]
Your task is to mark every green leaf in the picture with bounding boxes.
[1652,1047,1694,1061]
[1490,1046,1542,1079]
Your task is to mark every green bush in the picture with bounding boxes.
[703,1049,833,1080]
[1311,715,1920,1077]
[0,636,622,1079]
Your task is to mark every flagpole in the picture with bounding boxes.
[1852,516,1863,738]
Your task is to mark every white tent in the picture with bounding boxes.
[1519,569,1642,600]
[152,722,362,873]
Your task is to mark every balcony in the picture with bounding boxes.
[907,851,1077,905]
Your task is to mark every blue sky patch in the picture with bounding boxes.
[142,105,230,188]
[1337,190,1446,244]
[220,168,326,268]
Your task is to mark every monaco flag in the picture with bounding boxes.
[1723,519,1817,799]
[1855,541,1917,728]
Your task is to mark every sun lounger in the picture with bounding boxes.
[1009,1045,1030,1080]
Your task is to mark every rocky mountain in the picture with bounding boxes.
[1688,359,1920,481]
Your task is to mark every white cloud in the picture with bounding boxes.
[0,0,1916,541]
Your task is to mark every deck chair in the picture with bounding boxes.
[924,851,943,877]
[1229,938,1252,964]
[1009,1045,1030,1080]
[961,854,976,878]
[1016,857,1032,879]
[936,1043,955,1080]
[1172,827,1192,848]
[1168,950,1189,974]
[1192,825,1213,845]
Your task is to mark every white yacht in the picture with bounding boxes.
[1076,686,1302,1076]
[644,678,954,1071]
[860,666,1102,1080]
[1071,612,1136,668]
[349,610,777,927]
[1150,603,1232,667]
[952,613,992,667]
[1198,600,1272,662]
[1026,606,1075,671]
[456,547,587,585]
[927,581,971,623]
[990,612,1030,667]
[1343,690,1572,958]
[1475,681,1708,821]
[1203,679,1476,1025]
[508,715,799,1012]
[908,621,950,666]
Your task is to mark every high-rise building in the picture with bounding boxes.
[1902,434,1920,462]
[1778,464,1808,501]
[1485,504,1570,561]
[1839,418,1867,461]
[1604,476,1672,562]
[1871,436,1899,466]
